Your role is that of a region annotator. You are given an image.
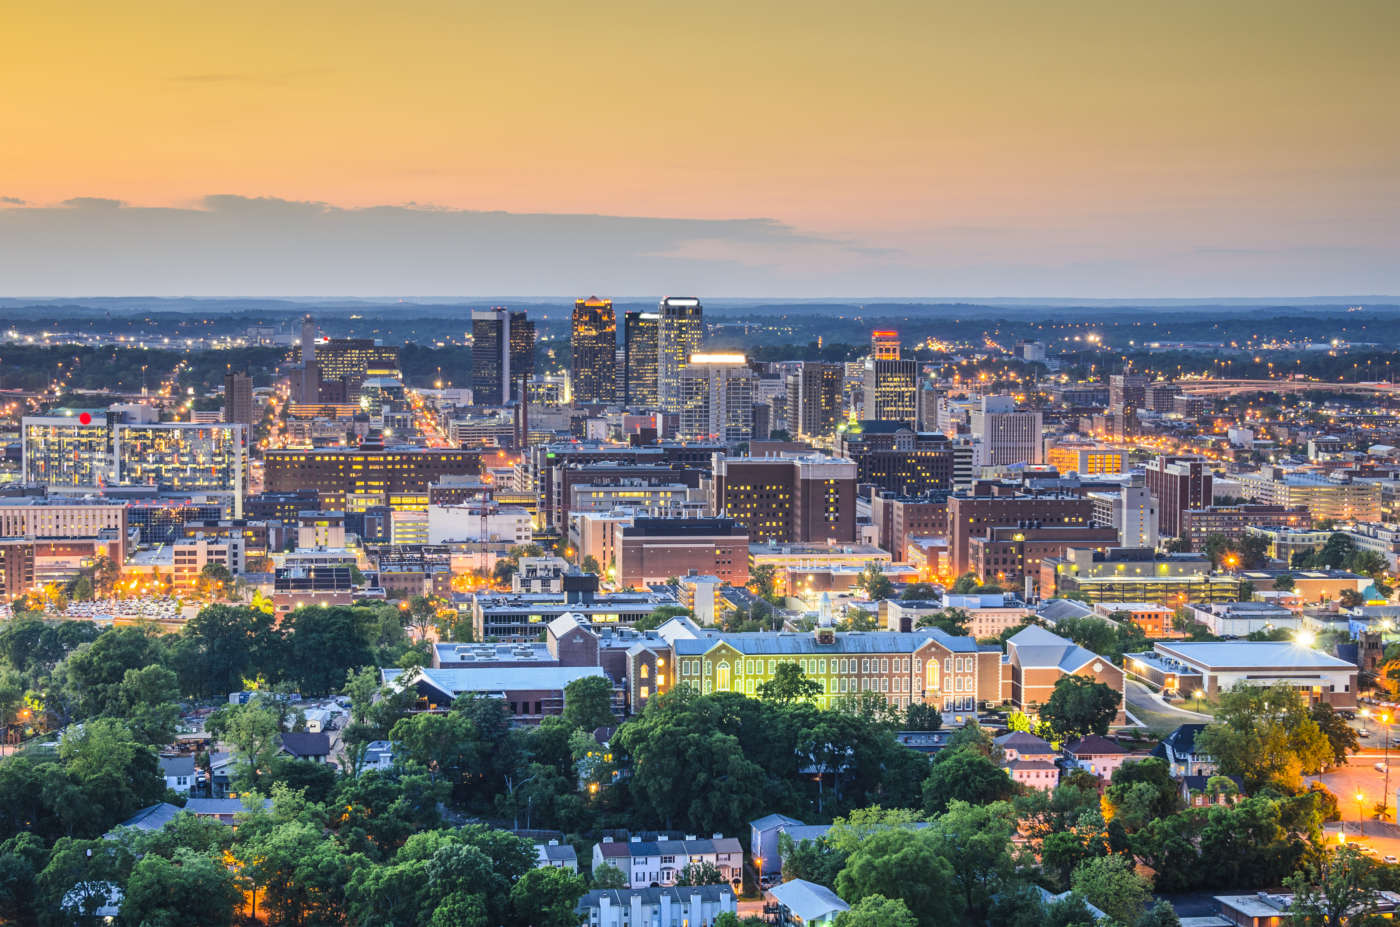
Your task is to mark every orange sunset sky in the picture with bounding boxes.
[2,0,1397,296]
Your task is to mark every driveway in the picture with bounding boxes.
[1124,680,1211,735]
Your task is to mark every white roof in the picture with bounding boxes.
[387,665,607,696]
[1156,641,1357,671]
[770,880,849,921]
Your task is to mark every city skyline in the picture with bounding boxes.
[3,1,1397,296]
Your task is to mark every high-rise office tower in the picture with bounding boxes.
[657,297,703,412]
[861,358,919,424]
[871,329,902,360]
[624,311,660,408]
[296,315,319,403]
[224,371,254,425]
[786,362,844,439]
[676,353,755,444]
[472,308,535,406]
[570,296,617,404]
[970,396,1043,467]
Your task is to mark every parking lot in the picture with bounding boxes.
[1308,711,1400,860]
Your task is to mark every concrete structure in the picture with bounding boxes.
[968,523,1119,595]
[1045,443,1126,476]
[861,358,918,424]
[1235,468,1382,523]
[427,503,533,545]
[1088,485,1159,549]
[676,353,756,444]
[1041,547,1242,605]
[264,441,479,511]
[296,510,345,549]
[835,423,955,496]
[971,395,1043,467]
[384,664,610,722]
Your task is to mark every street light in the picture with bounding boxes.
[1194,689,1206,713]
[1357,790,1366,836]
[1362,707,1372,735]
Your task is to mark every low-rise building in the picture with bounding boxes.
[1150,723,1215,778]
[994,731,1060,790]
[592,834,743,889]
[1004,624,1124,716]
[536,840,579,872]
[1184,601,1300,637]
[578,886,736,927]
[768,879,849,927]
[1063,735,1132,780]
[1124,641,1358,707]
[1040,547,1243,605]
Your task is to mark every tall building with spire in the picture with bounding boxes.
[570,296,617,404]
[657,297,703,412]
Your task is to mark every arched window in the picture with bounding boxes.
[716,661,731,690]
[926,659,939,690]
[640,663,650,678]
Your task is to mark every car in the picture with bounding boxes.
[1386,855,1398,865]
[1377,762,1389,772]
[1360,730,1373,738]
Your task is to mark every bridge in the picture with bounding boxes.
[1172,378,1400,398]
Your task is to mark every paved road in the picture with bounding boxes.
[1124,681,1211,734]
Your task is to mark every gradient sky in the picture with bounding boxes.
[2,0,1397,296]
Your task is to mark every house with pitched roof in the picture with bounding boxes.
[994,731,1060,790]
[768,879,849,927]
[1150,723,1216,777]
[1064,735,1132,779]
[592,834,743,889]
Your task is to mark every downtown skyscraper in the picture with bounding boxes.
[657,297,703,412]
[570,296,617,404]
[471,308,535,406]
[623,310,660,408]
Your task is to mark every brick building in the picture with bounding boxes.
[617,517,750,588]
[712,455,856,545]
[948,490,1095,577]
[1144,455,1214,540]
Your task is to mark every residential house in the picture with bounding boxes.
[361,740,396,772]
[750,814,804,884]
[536,840,579,872]
[768,879,849,927]
[1063,735,1132,780]
[592,834,743,889]
[279,732,332,762]
[578,885,737,927]
[994,731,1060,790]
[159,755,196,796]
[1150,724,1215,778]
[1181,775,1243,808]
